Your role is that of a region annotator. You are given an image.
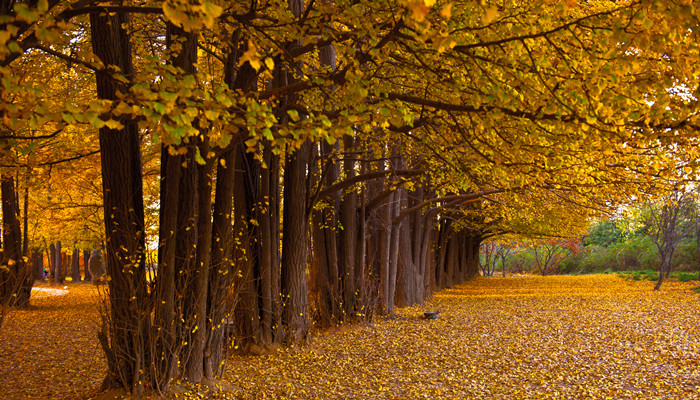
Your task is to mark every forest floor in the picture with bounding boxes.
[1,275,699,399]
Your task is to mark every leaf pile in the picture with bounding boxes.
[0,283,104,400]
[2,276,700,399]
[224,275,700,399]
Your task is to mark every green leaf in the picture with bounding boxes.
[104,119,123,130]
[62,113,76,124]
[263,128,274,141]
[88,115,105,129]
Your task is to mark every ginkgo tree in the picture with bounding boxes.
[3,0,700,395]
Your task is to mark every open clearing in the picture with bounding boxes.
[1,275,699,399]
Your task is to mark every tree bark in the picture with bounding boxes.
[232,142,262,346]
[281,141,311,343]
[32,249,44,282]
[90,9,148,393]
[340,136,357,317]
[54,241,62,284]
[49,242,56,281]
[1,174,31,307]
[22,172,28,257]
[204,145,235,380]
[71,248,80,282]
[182,136,214,382]
[83,249,91,282]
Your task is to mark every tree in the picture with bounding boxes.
[640,188,696,290]
[585,220,626,247]
[531,239,569,276]
[0,174,31,329]
[90,9,150,392]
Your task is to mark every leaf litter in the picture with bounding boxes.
[1,275,700,399]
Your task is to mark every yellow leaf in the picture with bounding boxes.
[439,3,453,19]
[264,57,275,71]
[483,6,499,24]
[104,119,123,130]
[239,40,261,71]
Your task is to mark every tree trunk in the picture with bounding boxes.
[204,145,235,380]
[1,174,31,307]
[54,241,62,284]
[90,10,149,393]
[260,147,283,343]
[49,242,56,281]
[232,142,262,346]
[71,248,80,282]
[395,191,416,307]
[83,249,91,282]
[32,249,44,282]
[378,192,393,314]
[311,141,341,325]
[22,173,28,257]
[340,135,357,318]
[465,232,481,280]
[182,136,214,382]
[281,141,311,343]
[387,195,400,315]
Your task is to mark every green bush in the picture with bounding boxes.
[675,271,698,282]
[502,234,698,277]
[584,220,625,247]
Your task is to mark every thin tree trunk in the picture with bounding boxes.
[71,248,80,282]
[378,192,392,314]
[204,145,235,380]
[387,196,400,315]
[83,249,91,282]
[48,242,56,281]
[54,241,62,284]
[22,172,28,257]
[340,135,357,317]
[232,143,261,346]
[183,136,214,382]
[260,146,276,342]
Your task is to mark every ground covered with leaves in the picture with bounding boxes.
[225,275,700,399]
[0,283,104,400]
[2,275,700,399]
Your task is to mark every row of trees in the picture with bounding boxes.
[2,0,700,395]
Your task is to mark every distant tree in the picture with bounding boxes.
[642,189,697,290]
[83,249,91,282]
[585,220,625,247]
[496,242,517,278]
[531,238,581,276]
[53,241,62,285]
[71,248,80,282]
[480,240,516,277]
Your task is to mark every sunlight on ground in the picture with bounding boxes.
[1,276,699,399]
[31,287,70,298]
